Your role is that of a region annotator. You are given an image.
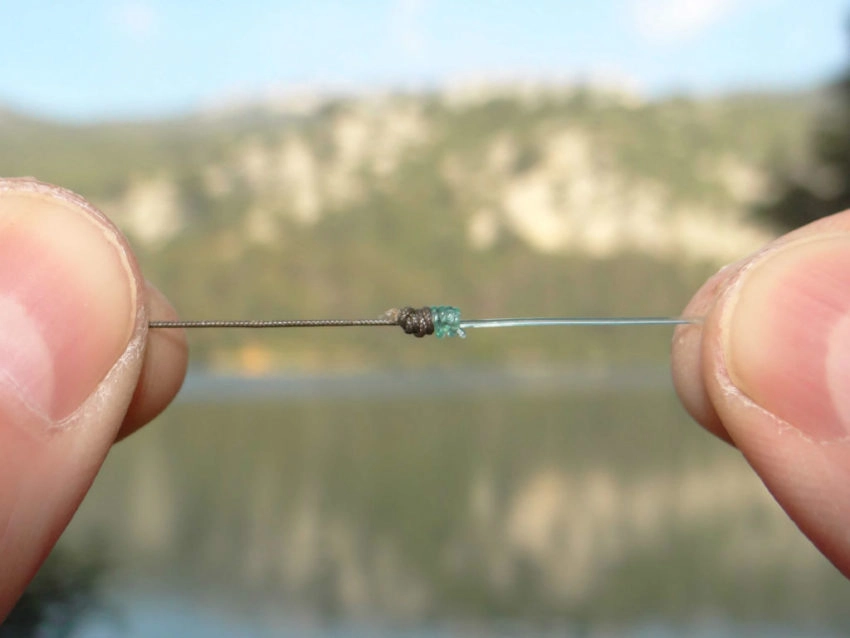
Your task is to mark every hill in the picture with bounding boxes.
[0,85,816,370]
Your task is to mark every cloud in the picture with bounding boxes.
[628,0,748,44]
[389,0,430,57]
[110,2,160,42]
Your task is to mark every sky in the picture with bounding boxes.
[1,0,848,122]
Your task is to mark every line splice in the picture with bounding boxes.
[149,306,701,339]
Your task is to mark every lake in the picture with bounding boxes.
[38,366,850,636]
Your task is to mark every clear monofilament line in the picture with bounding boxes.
[459,317,701,330]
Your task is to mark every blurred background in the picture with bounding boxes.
[2,1,850,636]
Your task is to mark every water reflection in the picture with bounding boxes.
[56,367,850,635]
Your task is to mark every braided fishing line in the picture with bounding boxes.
[149,306,702,339]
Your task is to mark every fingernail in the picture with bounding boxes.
[722,234,850,442]
[0,182,137,426]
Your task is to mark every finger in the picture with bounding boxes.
[116,282,187,441]
[672,261,741,444]
[673,209,850,578]
[673,210,850,442]
[0,178,147,620]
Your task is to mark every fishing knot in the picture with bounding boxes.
[430,305,465,338]
[396,306,435,338]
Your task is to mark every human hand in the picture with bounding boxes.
[0,178,188,620]
[673,209,850,579]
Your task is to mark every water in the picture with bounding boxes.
[44,366,850,636]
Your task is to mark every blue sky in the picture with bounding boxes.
[1,0,848,121]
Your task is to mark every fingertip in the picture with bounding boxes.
[0,179,147,619]
[116,282,188,441]
[672,262,739,444]
[672,323,732,444]
[698,228,850,578]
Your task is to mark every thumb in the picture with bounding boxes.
[673,215,850,578]
[0,179,146,618]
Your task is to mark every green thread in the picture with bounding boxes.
[430,306,465,338]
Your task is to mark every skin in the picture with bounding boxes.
[673,210,850,578]
[0,179,188,620]
[0,179,848,623]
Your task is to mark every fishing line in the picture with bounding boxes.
[149,306,702,339]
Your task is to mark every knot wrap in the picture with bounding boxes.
[396,306,434,338]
